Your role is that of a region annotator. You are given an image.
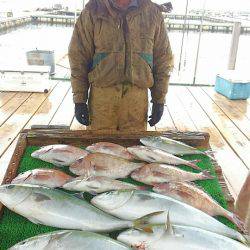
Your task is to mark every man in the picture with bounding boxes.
[69,0,173,131]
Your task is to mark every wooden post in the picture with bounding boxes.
[228,22,241,70]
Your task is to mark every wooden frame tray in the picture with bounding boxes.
[0,129,234,217]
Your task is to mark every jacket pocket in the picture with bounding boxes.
[132,52,154,88]
[88,52,119,87]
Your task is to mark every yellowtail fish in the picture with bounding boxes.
[91,190,247,243]
[140,136,213,158]
[0,184,155,233]
[10,230,132,250]
[118,216,248,250]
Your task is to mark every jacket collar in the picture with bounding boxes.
[86,0,151,20]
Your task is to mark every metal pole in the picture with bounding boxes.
[192,0,206,85]
[74,0,77,24]
[178,0,189,75]
[228,22,241,70]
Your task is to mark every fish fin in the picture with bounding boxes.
[224,212,248,234]
[165,211,174,235]
[185,161,201,171]
[151,170,169,180]
[187,159,202,171]
[243,235,250,246]
[137,186,148,191]
[93,164,108,171]
[27,217,42,225]
[190,159,202,164]
[88,191,98,195]
[133,211,165,233]
[72,192,85,200]
[201,170,214,180]
[161,212,184,239]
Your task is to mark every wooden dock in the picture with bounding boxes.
[30,14,250,34]
[0,83,249,200]
[0,16,31,32]
[1,14,250,34]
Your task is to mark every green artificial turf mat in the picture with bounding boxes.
[0,146,235,249]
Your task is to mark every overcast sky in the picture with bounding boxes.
[154,0,250,12]
[1,0,250,12]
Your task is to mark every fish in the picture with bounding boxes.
[86,142,135,160]
[118,216,249,250]
[63,176,146,194]
[69,153,144,178]
[153,182,246,232]
[0,184,155,233]
[91,190,247,243]
[140,136,212,157]
[31,144,89,166]
[9,230,132,250]
[131,163,213,185]
[127,146,201,170]
[11,168,73,188]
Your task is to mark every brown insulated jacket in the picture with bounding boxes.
[68,0,173,104]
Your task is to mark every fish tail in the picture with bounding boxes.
[187,160,202,170]
[224,211,248,234]
[202,149,216,160]
[200,170,214,180]
[243,235,250,246]
[133,211,164,233]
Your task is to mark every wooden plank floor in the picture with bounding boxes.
[0,83,249,200]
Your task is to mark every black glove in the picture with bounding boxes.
[75,103,90,126]
[148,103,164,127]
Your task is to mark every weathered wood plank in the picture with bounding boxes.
[189,86,250,170]
[49,87,74,126]
[0,92,17,108]
[203,87,250,139]
[0,138,18,184]
[0,92,51,157]
[177,86,248,197]
[166,87,197,131]
[25,83,70,128]
[0,93,31,126]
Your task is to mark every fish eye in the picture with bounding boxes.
[6,185,15,190]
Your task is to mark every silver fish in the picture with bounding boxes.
[69,153,144,178]
[127,146,201,170]
[153,182,246,233]
[140,136,211,157]
[31,144,88,166]
[118,217,248,250]
[131,163,213,185]
[0,184,153,233]
[9,230,132,250]
[11,168,73,188]
[86,142,135,160]
[91,190,247,243]
[63,176,146,194]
